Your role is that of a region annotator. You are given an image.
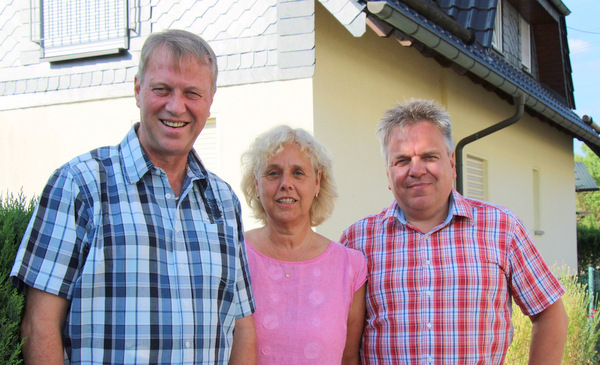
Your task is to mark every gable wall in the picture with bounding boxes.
[312,2,575,269]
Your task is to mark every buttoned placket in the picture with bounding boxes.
[157,167,196,362]
[419,232,434,364]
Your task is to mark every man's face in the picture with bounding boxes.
[386,121,456,226]
[134,46,214,163]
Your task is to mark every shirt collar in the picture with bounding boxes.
[387,188,473,226]
[119,123,208,184]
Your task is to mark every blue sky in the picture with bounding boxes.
[563,0,600,155]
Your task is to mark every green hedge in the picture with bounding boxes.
[0,193,35,365]
[578,224,600,273]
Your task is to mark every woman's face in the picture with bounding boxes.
[255,144,321,227]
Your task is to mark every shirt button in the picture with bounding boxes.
[185,341,191,348]
[179,264,185,270]
[166,193,172,199]
[184,301,190,308]
[427,323,432,329]
[426,290,433,297]
[426,260,431,265]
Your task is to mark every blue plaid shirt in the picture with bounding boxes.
[11,124,255,364]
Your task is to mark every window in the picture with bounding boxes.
[520,16,532,71]
[194,118,220,174]
[492,0,503,51]
[30,0,129,62]
[465,155,487,200]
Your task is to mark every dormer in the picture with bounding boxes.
[491,0,574,108]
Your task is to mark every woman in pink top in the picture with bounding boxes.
[241,125,367,364]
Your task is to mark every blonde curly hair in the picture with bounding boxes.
[241,125,337,226]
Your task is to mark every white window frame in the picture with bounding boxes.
[492,0,503,52]
[520,15,532,72]
[31,0,129,62]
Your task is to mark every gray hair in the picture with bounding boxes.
[376,98,454,163]
[241,125,337,227]
[137,29,218,92]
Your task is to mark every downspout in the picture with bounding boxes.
[455,94,525,195]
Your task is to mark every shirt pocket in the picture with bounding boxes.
[190,221,238,325]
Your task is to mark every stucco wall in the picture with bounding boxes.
[312,2,576,270]
[0,97,137,198]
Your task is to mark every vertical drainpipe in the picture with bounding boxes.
[455,94,526,195]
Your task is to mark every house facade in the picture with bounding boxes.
[1,0,598,270]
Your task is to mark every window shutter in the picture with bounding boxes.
[492,1,503,51]
[465,155,487,200]
[194,118,219,174]
[520,16,532,71]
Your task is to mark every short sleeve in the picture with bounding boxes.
[232,195,256,318]
[346,244,367,293]
[10,166,88,299]
[508,217,565,316]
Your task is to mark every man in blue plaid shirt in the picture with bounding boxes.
[11,29,256,364]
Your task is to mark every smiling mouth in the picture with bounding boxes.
[277,198,297,204]
[161,119,188,128]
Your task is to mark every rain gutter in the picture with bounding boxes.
[399,0,476,44]
[547,0,570,16]
[455,95,525,195]
[366,1,600,155]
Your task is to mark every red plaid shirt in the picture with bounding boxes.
[341,190,564,364]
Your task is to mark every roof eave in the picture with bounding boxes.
[547,0,570,16]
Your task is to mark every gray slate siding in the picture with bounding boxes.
[0,0,316,110]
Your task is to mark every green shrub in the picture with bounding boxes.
[0,192,36,365]
[505,270,600,364]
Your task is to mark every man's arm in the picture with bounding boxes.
[21,287,70,365]
[342,283,366,365]
[229,315,257,365]
[528,298,568,364]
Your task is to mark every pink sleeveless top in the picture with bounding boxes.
[246,240,367,364]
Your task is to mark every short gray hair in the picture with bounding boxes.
[137,29,218,92]
[376,98,454,163]
[241,125,337,227]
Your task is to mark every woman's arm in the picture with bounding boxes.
[342,283,366,365]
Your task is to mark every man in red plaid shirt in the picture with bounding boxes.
[341,98,568,364]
